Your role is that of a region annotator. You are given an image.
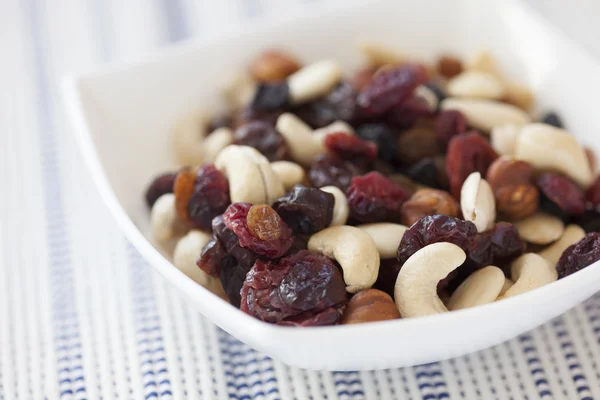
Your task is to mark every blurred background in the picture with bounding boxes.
[2,0,600,399]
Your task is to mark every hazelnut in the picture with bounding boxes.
[173,167,197,225]
[396,127,442,165]
[249,50,301,82]
[437,55,463,79]
[486,156,539,220]
[341,289,400,324]
[400,188,460,226]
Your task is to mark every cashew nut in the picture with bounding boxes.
[203,127,234,162]
[415,85,438,112]
[440,98,531,132]
[490,124,520,156]
[151,194,186,242]
[395,242,467,318]
[501,253,557,298]
[308,226,380,293]
[214,145,284,204]
[270,161,306,191]
[447,266,505,311]
[319,186,349,226]
[513,212,564,245]
[357,223,407,259]
[497,278,514,298]
[173,230,213,285]
[447,71,506,100]
[467,50,499,75]
[460,172,496,232]
[538,224,586,266]
[222,69,257,109]
[515,123,593,188]
[288,60,342,104]
[358,40,406,66]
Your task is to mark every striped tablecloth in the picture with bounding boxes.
[2,1,600,399]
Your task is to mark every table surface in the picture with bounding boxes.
[2,1,600,399]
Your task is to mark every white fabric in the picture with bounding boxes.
[2,0,600,399]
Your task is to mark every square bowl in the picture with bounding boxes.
[63,0,600,370]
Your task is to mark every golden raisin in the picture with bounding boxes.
[247,204,284,241]
[173,167,197,225]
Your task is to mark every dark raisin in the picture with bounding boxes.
[292,82,358,128]
[293,99,337,129]
[233,120,289,161]
[251,82,290,111]
[240,250,347,326]
[374,259,403,299]
[357,64,427,116]
[309,154,364,190]
[272,185,334,235]
[385,95,432,130]
[356,123,400,163]
[574,209,600,233]
[325,82,359,123]
[324,133,378,162]
[285,234,310,256]
[396,125,442,165]
[556,233,600,278]
[233,105,282,128]
[223,203,293,258]
[586,176,600,206]
[541,111,564,128]
[346,172,410,223]
[187,164,231,230]
[145,172,176,208]
[219,256,248,307]
[446,131,499,199]
[468,222,525,275]
[539,193,569,223]
[424,82,446,105]
[212,215,259,269]
[208,114,233,132]
[197,238,226,277]
[537,173,586,217]
[435,110,467,147]
[405,158,442,189]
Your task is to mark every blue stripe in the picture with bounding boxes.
[552,318,591,396]
[25,0,86,396]
[518,334,552,398]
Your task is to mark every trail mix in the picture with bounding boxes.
[145,43,600,326]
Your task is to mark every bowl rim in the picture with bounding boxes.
[61,0,600,342]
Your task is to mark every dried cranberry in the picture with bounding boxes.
[356,123,400,163]
[435,110,467,147]
[233,120,288,161]
[574,209,600,233]
[541,111,564,128]
[272,185,334,235]
[145,172,176,208]
[324,133,378,162]
[251,82,290,111]
[240,250,347,326]
[309,154,364,190]
[219,256,248,307]
[223,203,293,258]
[292,82,358,128]
[187,164,231,231]
[468,222,525,275]
[385,95,432,130]
[357,64,427,116]
[586,176,600,206]
[197,238,226,277]
[537,173,586,217]
[212,216,259,269]
[346,172,410,223]
[446,131,498,198]
[556,233,600,278]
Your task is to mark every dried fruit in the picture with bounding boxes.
[468,222,525,274]
[397,215,478,265]
[356,123,400,163]
[437,55,463,78]
[446,131,499,198]
[251,82,290,111]
[173,167,197,225]
[223,203,293,258]
[197,238,226,277]
[404,157,449,189]
[556,233,600,278]
[357,64,427,116]
[324,132,378,162]
[249,50,301,82]
[247,205,286,241]
[272,185,334,234]
[541,111,563,128]
[233,120,289,161]
[486,157,539,220]
[219,256,248,307]
[240,250,347,326]
[400,189,460,226]
[292,82,358,128]
[309,154,364,190]
[352,66,377,91]
[212,215,259,269]
[396,126,442,165]
[145,172,176,208]
[233,105,282,128]
[341,289,400,324]
[374,259,403,298]
[385,95,432,130]
[346,172,411,223]
[586,176,600,206]
[537,173,586,217]
[435,110,467,147]
[575,209,600,233]
[187,164,231,230]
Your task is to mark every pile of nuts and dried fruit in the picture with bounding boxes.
[145,43,600,326]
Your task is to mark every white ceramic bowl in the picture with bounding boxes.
[63,0,600,370]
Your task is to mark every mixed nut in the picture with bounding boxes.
[144,44,600,327]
